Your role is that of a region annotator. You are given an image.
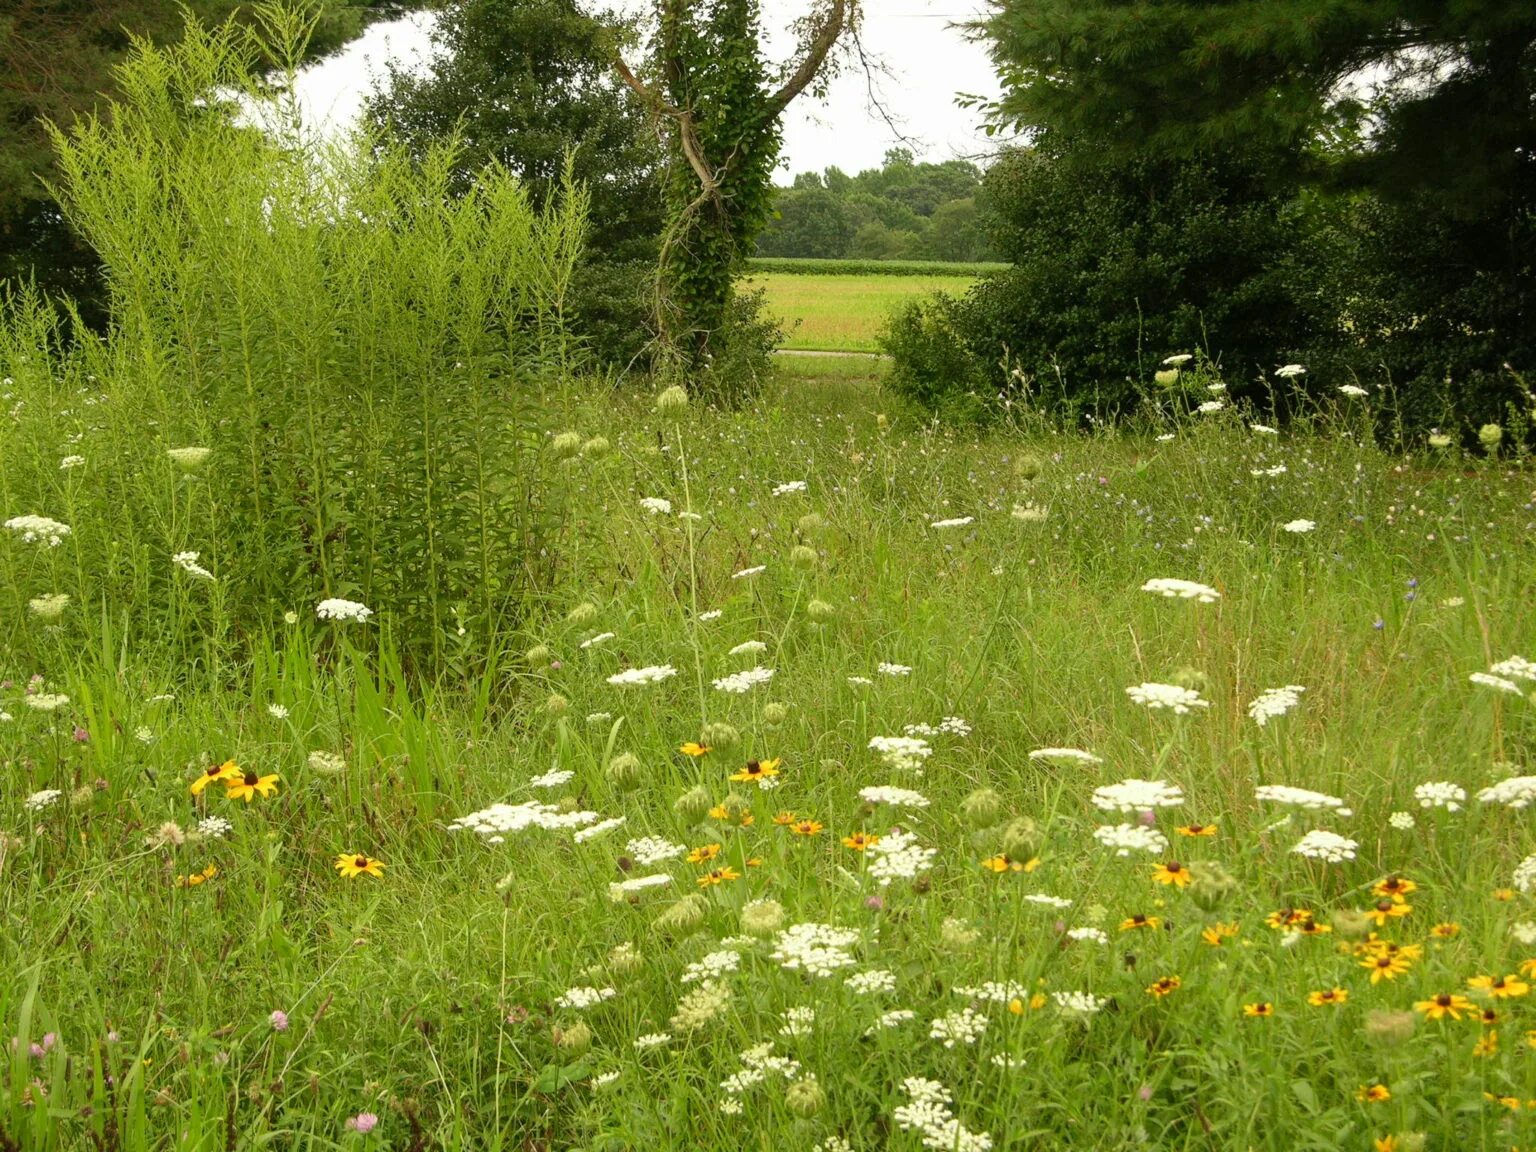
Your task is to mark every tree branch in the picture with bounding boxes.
[764,0,848,120]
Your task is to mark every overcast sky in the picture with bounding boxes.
[289,1,1008,182]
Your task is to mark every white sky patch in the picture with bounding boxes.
[285,1,1007,182]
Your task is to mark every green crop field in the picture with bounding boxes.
[748,270,981,353]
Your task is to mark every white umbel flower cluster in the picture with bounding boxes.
[1093,823,1170,856]
[316,598,373,622]
[711,666,774,694]
[639,497,672,515]
[1490,656,1536,682]
[24,789,63,812]
[770,923,860,977]
[867,830,937,886]
[1091,778,1184,813]
[1140,578,1220,603]
[953,981,1029,1003]
[607,665,678,687]
[5,515,71,546]
[1291,830,1358,863]
[1471,672,1524,695]
[1247,685,1306,726]
[930,516,975,530]
[448,800,600,842]
[892,1078,992,1152]
[625,836,686,865]
[771,481,807,496]
[1477,775,1536,809]
[1254,784,1350,813]
[555,986,616,1010]
[845,969,897,995]
[1125,683,1209,713]
[1053,991,1108,1017]
[868,735,933,772]
[929,1007,988,1048]
[1028,747,1102,765]
[172,551,215,581]
[1414,781,1466,811]
[858,785,930,808]
[1514,854,1536,895]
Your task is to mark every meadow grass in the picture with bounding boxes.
[4,367,1536,1151]
[748,272,978,352]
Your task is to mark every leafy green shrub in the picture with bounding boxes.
[0,10,586,672]
[879,292,992,421]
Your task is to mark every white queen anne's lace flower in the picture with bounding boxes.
[1282,519,1316,534]
[4,515,71,545]
[1491,656,1536,682]
[1028,747,1102,765]
[316,598,373,622]
[930,516,975,529]
[1125,682,1208,713]
[1255,784,1349,813]
[712,666,774,694]
[868,735,933,772]
[1514,854,1536,894]
[1477,775,1536,809]
[1471,672,1524,695]
[1091,779,1184,813]
[607,665,677,687]
[1093,823,1170,856]
[770,923,860,977]
[639,497,672,515]
[1414,782,1465,811]
[1248,685,1306,726]
[858,785,930,808]
[556,986,616,1010]
[1291,829,1357,863]
[929,1007,988,1048]
[867,830,936,886]
[1140,578,1220,603]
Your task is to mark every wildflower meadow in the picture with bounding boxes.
[3,11,1536,1152]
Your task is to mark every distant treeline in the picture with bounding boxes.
[747,257,1008,276]
[755,149,996,264]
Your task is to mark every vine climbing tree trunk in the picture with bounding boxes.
[614,0,852,398]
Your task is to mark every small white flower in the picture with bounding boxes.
[1281,519,1316,534]
[625,836,686,865]
[930,516,975,529]
[25,693,70,712]
[877,662,912,676]
[639,497,673,515]
[574,817,626,843]
[196,816,232,839]
[1197,400,1225,414]
[1066,927,1109,945]
[1162,354,1193,366]
[1250,464,1287,476]
[845,969,897,995]
[172,551,215,581]
[1155,433,1176,442]
[1491,656,1536,682]
[929,1007,988,1048]
[1274,364,1306,378]
[697,609,723,622]
[1387,811,1416,831]
[27,593,70,620]
[731,565,766,580]
[1512,921,1536,946]
[1477,775,1536,809]
[868,735,932,773]
[266,703,289,720]
[580,632,616,649]
[633,1033,671,1051]
[1338,384,1369,398]
[1250,424,1279,435]
[728,640,768,657]
[58,455,85,470]
[1514,854,1536,894]
[771,481,807,496]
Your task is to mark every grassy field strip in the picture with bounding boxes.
[748,271,978,353]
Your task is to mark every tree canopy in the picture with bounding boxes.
[756,149,996,261]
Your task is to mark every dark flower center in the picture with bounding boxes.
[355,856,368,868]
[243,772,258,786]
